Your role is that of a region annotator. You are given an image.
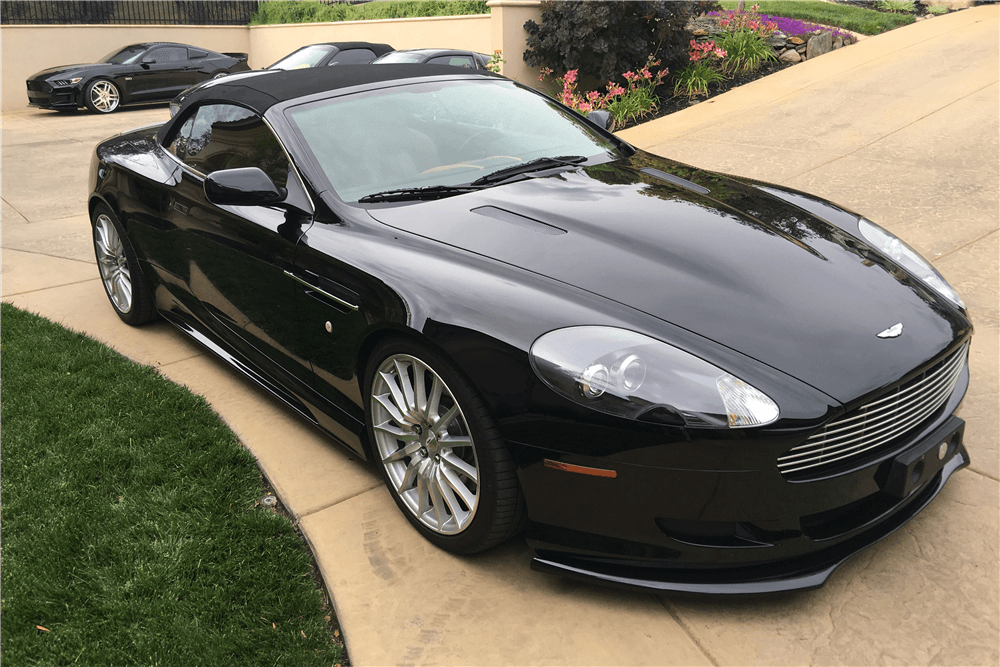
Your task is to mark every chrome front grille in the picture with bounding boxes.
[778,344,968,477]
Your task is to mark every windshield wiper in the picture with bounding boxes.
[358,184,485,203]
[471,155,587,186]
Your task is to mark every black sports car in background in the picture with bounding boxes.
[27,42,250,113]
[87,66,972,594]
[372,48,493,69]
[266,41,394,70]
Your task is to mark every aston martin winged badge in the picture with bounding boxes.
[877,323,904,338]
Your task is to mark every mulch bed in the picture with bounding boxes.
[618,57,796,131]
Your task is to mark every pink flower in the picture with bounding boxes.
[623,71,637,81]
[713,48,727,58]
[578,102,592,112]
[751,3,760,11]
[607,85,625,96]
[586,90,600,103]
[564,69,578,84]
[641,68,652,79]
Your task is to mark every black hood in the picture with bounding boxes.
[367,153,969,403]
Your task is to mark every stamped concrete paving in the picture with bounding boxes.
[2,6,997,665]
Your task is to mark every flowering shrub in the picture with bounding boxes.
[485,50,505,74]
[714,4,777,73]
[539,59,668,129]
[674,39,726,98]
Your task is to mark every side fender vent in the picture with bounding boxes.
[471,206,567,235]
[640,168,710,195]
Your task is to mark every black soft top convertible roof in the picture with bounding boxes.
[181,64,500,115]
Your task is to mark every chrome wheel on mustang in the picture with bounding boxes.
[86,80,120,113]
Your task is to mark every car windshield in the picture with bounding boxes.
[99,45,149,65]
[268,45,336,70]
[285,79,620,203]
[372,52,427,64]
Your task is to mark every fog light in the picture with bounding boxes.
[938,442,948,460]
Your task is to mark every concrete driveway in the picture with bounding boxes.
[2,6,997,665]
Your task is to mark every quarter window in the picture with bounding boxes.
[146,47,187,63]
[167,104,289,188]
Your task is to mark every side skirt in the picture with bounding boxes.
[159,309,369,460]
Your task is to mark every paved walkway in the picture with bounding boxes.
[2,6,997,665]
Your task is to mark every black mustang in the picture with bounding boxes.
[27,42,250,114]
[87,66,972,594]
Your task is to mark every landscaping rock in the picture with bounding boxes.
[769,32,788,48]
[692,28,709,36]
[807,31,834,59]
[833,35,845,49]
[779,49,802,63]
[789,36,805,45]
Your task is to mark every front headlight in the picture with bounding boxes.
[859,218,964,309]
[529,326,779,428]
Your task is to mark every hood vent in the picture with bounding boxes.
[471,206,566,235]
[640,168,710,195]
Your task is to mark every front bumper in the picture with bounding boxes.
[516,365,970,594]
[26,80,81,109]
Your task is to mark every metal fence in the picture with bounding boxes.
[0,1,262,25]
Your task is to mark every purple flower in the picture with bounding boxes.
[708,10,853,43]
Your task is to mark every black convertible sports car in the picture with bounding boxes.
[27,43,250,114]
[88,66,972,594]
[266,41,394,70]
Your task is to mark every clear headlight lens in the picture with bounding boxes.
[529,326,779,428]
[68,77,83,84]
[859,218,964,309]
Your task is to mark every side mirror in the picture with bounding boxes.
[587,109,613,131]
[141,57,157,65]
[204,167,286,206]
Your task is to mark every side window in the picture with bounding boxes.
[329,48,376,65]
[428,55,474,68]
[189,49,208,60]
[179,104,289,188]
[147,47,187,63]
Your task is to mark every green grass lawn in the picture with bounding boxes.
[720,1,916,34]
[1,304,343,666]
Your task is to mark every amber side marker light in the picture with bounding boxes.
[544,459,618,478]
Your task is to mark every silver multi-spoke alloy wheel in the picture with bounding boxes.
[371,354,481,535]
[89,80,119,112]
[94,213,132,313]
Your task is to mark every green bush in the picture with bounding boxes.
[250,0,490,25]
[523,1,716,84]
[674,62,725,98]
[717,29,775,73]
[876,0,916,13]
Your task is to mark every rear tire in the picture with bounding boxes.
[91,204,158,325]
[365,336,526,554]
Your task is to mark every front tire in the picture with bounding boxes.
[91,205,157,325]
[365,337,525,554]
[84,79,120,113]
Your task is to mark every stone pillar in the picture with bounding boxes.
[487,0,544,90]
